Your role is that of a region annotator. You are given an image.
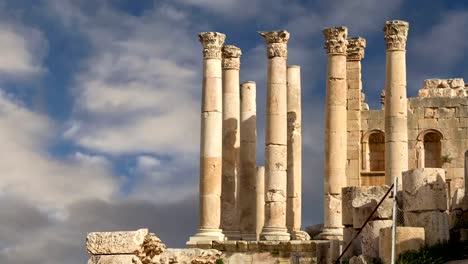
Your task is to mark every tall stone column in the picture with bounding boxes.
[384,20,409,186]
[346,37,366,187]
[256,166,265,240]
[239,81,257,240]
[189,32,226,243]
[286,65,302,239]
[259,30,290,241]
[320,26,348,240]
[221,45,242,240]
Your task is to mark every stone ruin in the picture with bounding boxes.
[86,20,468,264]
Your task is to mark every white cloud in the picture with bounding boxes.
[63,4,201,156]
[0,91,119,209]
[0,24,46,78]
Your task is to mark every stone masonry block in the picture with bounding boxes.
[361,220,392,259]
[88,255,143,264]
[404,211,449,246]
[379,227,425,264]
[402,168,447,212]
[87,229,149,255]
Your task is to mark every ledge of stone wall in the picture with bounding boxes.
[187,240,318,253]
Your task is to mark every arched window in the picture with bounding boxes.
[361,130,386,186]
[362,130,385,171]
[416,129,443,168]
[368,132,385,171]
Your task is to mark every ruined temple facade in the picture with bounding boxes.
[347,76,468,193]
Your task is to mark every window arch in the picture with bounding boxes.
[362,130,385,171]
[416,129,443,168]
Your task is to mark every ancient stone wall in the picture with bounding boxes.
[355,78,468,195]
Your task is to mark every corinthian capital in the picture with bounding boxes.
[198,32,226,59]
[323,26,348,55]
[222,45,242,70]
[347,37,366,61]
[383,20,409,51]
[258,30,290,58]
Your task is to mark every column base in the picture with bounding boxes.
[316,227,343,240]
[260,227,290,241]
[223,230,241,241]
[290,230,311,240]
[241,233,257,241]
[188,228,225,243]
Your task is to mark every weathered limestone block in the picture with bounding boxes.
[88,255,142,264]
[379,227,425,264]
[87,229,165,257]
[404,211,449,246]
[402,168,447,212]
[451,188,468,211]
[291,230,310,241]
[419,78,466,98]
[343,226,361,259]
[361,220,392,259]
[315,241,331,264]
[342,186,360,226]
[152,248,222,264]
[353,198,393,228]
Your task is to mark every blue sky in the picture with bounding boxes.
[0,0,467,263]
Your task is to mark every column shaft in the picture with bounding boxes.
[346,37,366,187]
[256,166,265,240]
[189,32,226,243]
[384,20,409,186]
[239,81,257,240]
[259,30,290,241]
[320,26,348,240]
[286,65,302,239]
[221,45,242,240]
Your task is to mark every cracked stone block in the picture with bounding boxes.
[402,168,447,212]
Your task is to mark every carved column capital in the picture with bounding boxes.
[383,20,409,51]
[323,26,348,55]
[258,30,290,58]
[347,37,366,61]
[198,32,226,59]
[222,45,242,70]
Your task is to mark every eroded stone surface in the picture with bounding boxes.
[404,211,449,246]
[402,168,447,212]
[152,248,221,264]
[418,78,467,98]
[88,255,142,264]
[87,229,149,255]
[379,227,425,264]
[361,220,392,259]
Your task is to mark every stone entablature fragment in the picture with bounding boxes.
[418,78,466,98]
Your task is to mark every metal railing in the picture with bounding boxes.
[334,179,396,264]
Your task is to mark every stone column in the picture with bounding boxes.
[221,45,242,240]
[189,32,226,243]
[258,30,290,241]
[319,26,348,240]
[346,37,366,187]
[286,65,302,239]
[239,81,257,240]
[256,166,265,240]
[384,20,409,186]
